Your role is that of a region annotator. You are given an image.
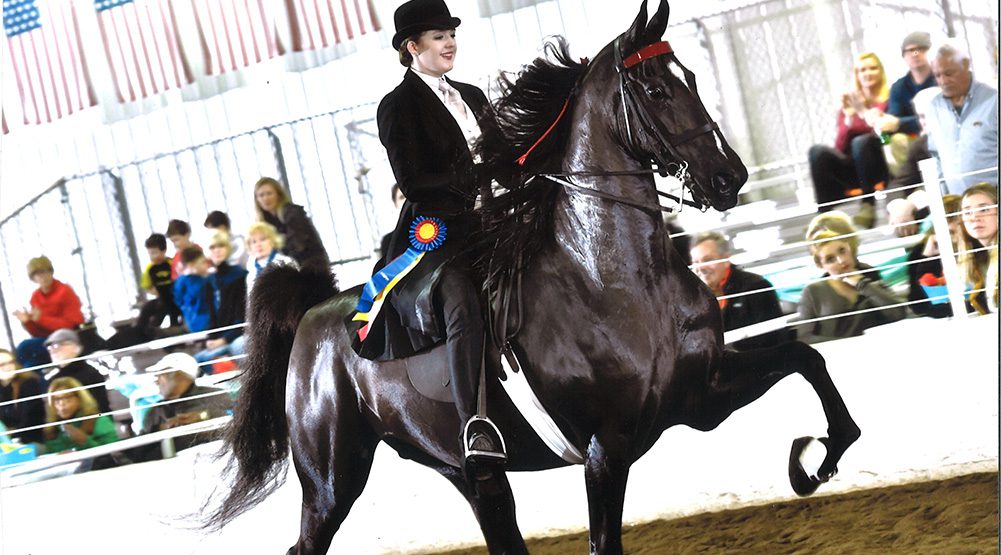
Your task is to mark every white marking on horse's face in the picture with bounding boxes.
[667,62,724,148]
[667,61,688,85]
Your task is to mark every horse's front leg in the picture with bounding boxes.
[697,341,861,496]
[584,433,632,555]
[438,464,529,555]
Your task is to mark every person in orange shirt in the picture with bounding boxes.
[12,256,84,370]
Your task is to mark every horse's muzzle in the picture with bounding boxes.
[711,172,741,209]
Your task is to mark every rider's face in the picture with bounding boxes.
[408,29,457,78]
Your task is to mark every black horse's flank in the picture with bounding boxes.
[205,2,860,554]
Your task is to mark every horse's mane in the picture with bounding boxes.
[473,36,589,287]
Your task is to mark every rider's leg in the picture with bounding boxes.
[437,268,505,462]
[439,268,481,423]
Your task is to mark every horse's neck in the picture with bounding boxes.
[550,121,663,289]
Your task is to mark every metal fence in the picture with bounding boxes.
[0,103,391,347]
[1,0,996,347]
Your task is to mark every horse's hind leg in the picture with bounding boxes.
[438,465,529,555]
[286,364,379,554]
[698,342,861,496]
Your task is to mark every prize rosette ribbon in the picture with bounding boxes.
[353,217,448,341]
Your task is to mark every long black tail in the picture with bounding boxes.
[203,264,338,530]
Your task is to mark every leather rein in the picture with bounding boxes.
[491,38,722,350]
[516,38,726,216]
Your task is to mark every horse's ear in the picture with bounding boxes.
[645,0,670,41]
[622,0,649,52]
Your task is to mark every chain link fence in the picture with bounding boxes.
[1,103,389,347]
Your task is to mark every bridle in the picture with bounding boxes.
[491,38,727,353]
[614,38,721,175]
[518,37,731,215]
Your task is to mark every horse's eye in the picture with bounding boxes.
[646,86,666,99]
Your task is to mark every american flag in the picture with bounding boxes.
[286,0,381,52]
[94,0,193,103]
[190,0,285,75]
[3,0,96,125]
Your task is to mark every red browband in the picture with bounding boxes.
[622,41,673,69]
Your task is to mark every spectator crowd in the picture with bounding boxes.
[1,30,997,474]
[1,177,319,470]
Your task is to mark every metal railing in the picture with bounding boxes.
[0,103,386,347]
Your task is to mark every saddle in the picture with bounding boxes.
[392,260,585,464]
[402,345,451,403]
[391,258,522,403]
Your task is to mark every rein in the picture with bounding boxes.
[532,166,702,216]
[512,38,728,216]
[491,37,722,350]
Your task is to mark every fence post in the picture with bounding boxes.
[266,128,290,196]
[919,158,968,319]
[104,170,144,306]
[60,180,96,320]
[160,437,176,459]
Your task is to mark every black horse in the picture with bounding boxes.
[205,2,860,553]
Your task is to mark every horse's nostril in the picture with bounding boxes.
[712,173,734,193]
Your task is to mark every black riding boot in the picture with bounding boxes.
[438,269,506,465]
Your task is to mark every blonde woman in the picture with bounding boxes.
[808,52,892,229]
[253,177,329,273]
[43,377,118,454]
[245,222,297,293]
[957,183,999,313]
[796,214,906,343]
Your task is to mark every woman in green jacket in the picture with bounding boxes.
[43,377,117,454]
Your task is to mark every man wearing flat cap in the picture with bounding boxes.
[886,32,937,135]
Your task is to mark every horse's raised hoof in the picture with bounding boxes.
[788,436,826,497]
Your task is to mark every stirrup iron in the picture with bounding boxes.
[463,416,507,462]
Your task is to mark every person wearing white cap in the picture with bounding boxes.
[139,352,233,447]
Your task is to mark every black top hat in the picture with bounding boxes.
[392,0,461,50]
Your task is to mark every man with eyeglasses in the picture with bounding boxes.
[869,32,938,174]
[44,328,110,414]
[689,232,791,351]
[883,32,938,137]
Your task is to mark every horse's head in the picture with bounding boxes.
[599,0,747,211]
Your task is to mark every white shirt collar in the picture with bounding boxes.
[410,68,448,97]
